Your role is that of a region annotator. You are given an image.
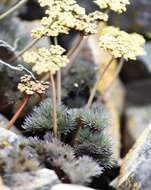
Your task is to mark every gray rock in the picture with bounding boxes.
[126,105,151,141]
[0,177,10,190]
[126,79,151,106]
[111,0,151,35]
[121,105,151,155]
[0,127,20,145]
[0,0,18,14]
[52,184,95,190]
[4,169,60,190]
[0,127,20,157]
[139,42,151,73]
[116,123,151,190]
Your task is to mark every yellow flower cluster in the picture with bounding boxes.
[23,45,69,75]
[99,26,146,60]
[18,75,49,95]
[32,0,108,39]
[94,0,130,13]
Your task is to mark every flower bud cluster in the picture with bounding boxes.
[23,45,69,75]
[94,0,130,13]
[32,0,108,39]
[18,75,49,95]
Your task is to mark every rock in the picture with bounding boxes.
[120,60,151,85]
[126,105,151,141]
[126,79,151,105]
[0,17,31,116]
[19,0,45,20]
[139,42,151,74]
[107,80,125,161]
[105,99,123,160]
[21,20,49,48]
[0,177,10,190]
[97,51,125,160]
[62,35,97,108]
[91,47,124,189]
[110,0,151,35]
[116,123,151,190]
[120,42,151,86]
[4,168,60,190]
[121,105,151,156]
[0,127,20,157]
[0,0,18,14]
[0,127,20,145]
[52,184,95,190]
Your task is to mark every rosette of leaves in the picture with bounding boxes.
[26,134,102,185]
[23,99,113,169]
[22,99,76,137]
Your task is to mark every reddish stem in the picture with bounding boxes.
[6,95,30,130]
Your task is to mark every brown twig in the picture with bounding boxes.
[63,35,86,75]
[86,57,114,108]
[67,35,84,57]
[6,95,30,130]
[0,0,28,21]
[50,73,58,138]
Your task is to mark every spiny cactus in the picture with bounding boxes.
[22,99,76,136]
[23,99,113,168]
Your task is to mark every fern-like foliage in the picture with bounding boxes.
[23,99,113,169]
[26,134,102,185]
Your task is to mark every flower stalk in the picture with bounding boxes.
[6,95,31,130]
[0,0,28,21]
[102,57,124,99]
[64,35,85,75]
[54,37,61,105]
[50,73,58,138]
[86,57,114,108]
[10,39,40,63]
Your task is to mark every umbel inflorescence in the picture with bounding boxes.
[99,26,146,60]
[94,0,130,13]
[23,45,69,75]
[18,75,49,95]
[23,0,144,76]
[31,0,108,39]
